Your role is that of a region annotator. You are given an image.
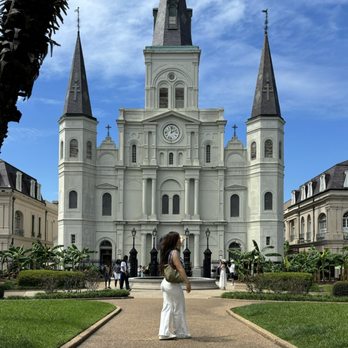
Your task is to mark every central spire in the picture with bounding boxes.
[152,0,193,46]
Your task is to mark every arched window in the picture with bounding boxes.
[169,152,174,165]
[173,195,180,214]
[251,142,256,160]
[69,139,78,158]
[162,195,169,214]
[60,141,64,159]
[102,193,112,216]
[159,88,168,108]
[86,141,92,159]
[230,195,240,217]
[300,217,305,241]
[265,139,273,158]
[206,145,211,163]
[14,211,24,236]
[69,191,78,209]
[307,215,312,241]
[343,212,348,229]
[168,1,178,28]
[318,214,327,238]
[175,87,184,108]
[228,241,241,261]
[131,144,137,163]
[264,192,273,211]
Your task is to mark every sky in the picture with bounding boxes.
[1,0,348,203]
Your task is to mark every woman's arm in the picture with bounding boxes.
[172,250,191,293]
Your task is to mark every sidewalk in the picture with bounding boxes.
[77,282,282,348]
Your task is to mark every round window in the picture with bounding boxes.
[168,72,176,81]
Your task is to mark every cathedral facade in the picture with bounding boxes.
[58,0,285,273]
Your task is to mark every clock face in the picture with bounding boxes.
[163,124,180,142]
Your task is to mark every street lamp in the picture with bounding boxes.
[150,227,159,276]
[129,228,138,277]
[203,228,212,278]
[183,227,192,276]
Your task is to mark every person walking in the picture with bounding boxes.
[158,231,191,341]
[120,255,130,290]
[229,259,236,285]
[102,264,112,289]
[219,260,227,290]
[113,259,121,288]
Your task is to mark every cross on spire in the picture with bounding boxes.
[71,75,80,101]
[75,7,80,32]
[232,124,238,138]
[106,124,111,137]
[262,9,268,35]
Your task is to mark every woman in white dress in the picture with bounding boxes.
[219,260,227,290]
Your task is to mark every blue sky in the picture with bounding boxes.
[1,0,348,202]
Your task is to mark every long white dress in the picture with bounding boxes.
[219,264,227,290]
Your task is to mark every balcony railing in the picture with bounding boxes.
[14,229,24,236]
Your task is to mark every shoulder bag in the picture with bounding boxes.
[164,251,184,283]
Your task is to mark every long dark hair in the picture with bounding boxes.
[159,231,180,271]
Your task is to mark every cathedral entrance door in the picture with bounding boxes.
[100,240,112,267]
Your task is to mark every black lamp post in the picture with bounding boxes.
[203,228,212,278]
[150,227,159,276]
[129,228,138,277]
[183,227,192,276]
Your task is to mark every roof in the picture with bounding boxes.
[152,0,193,46]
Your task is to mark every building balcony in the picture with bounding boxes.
[14,229,24,237]
[316,234,326,241]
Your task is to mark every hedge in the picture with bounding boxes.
[253,272,313,294]
[17,270,85,289]
[332,281,348,297]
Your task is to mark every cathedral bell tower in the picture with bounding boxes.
[58,23,97,251]
[246,11,285,253]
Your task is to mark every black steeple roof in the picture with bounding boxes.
[250,31,282,119]
[152,0,193,46]
[62,32,94,119]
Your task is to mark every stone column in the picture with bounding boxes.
[141,233,147,267]
[119,131,124,162]
[142,178,147,216]
[151,178,156,217]
[185,179,189,216]
[194,178,199,216]
[194,233,200,268]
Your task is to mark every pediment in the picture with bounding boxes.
[225,184,247,191]
[96,183,118,190]
[145,110,200,124]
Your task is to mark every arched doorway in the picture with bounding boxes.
[228,241,241,261]
[100,240,112,267]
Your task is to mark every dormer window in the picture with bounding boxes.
[291,190,297,205]
[37,183,41,200]
[30,180,36,197]
[307,182,313,197]
[300,185,306,200]
[344,171,348,188]
[319,174,326,192]
[16,171,22,192]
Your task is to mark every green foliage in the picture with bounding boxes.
[253,272,313,294]
[33,289,130,299]
[0,300,115,348]
[17,270,85,289]
[332,281,348,297]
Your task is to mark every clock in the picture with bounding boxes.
[163,124,180,142]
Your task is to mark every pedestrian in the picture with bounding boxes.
[219,259,227,290]
[113,259,121,288]
[120,255,130,290]
[229,259,236,285]
[158,231,191,341]
[102,264,111,289]
[138,265,142,277]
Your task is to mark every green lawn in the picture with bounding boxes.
[0,300,116,348]
[233,302,348,348]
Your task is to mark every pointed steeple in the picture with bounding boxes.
[152,0,193,46]
[251,12,281,119]
[63,31,94,118]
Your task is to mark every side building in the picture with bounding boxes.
[0,160,58,251]
[284,160,348,253]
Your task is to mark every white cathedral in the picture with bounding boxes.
[58,0,285,274]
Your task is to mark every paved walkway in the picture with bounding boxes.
[78,284,280,348]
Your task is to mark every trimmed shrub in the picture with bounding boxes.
[17,270,85,290]
[253,272,313,294]
[34,289,129,299]
[332,281,348,297]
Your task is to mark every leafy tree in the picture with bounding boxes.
[2,245,30,276]
[0,0,68,149]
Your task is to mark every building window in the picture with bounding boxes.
[307,182,313,197]
[38,217,41,238]
[70,139,78,158]
[31,215,35,237]
[343,212,348,229]
[168,2,178,29]
[300,217,305,241]
[169,152,174,165]
[206,145,211,163]
[69,191,78,209]
[30,179,36,197]
[131,144,137,163]
[86,141,92,159]
[230,194,240,217]
[16,171,22,191]
[307,215,312,241]
[173,195,180,214]
[266,236,271,246]
[265,139,273,158]
[71,234,76,244]
[264,192,273,211]
[162,195,169,214]
[318,214,327,239]
[300,186,306,201]
[175,87,184,108]
[251,142,256,160]
[291,190,297,205]
[60,141,64,159]
[290,220,295,241]
[319,174,326,192]
[102,193,112,216]
[14,211,24,236]
[159,88,168,108]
